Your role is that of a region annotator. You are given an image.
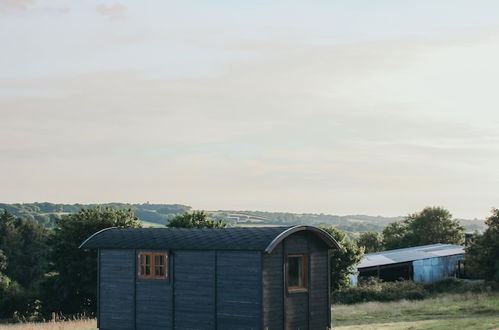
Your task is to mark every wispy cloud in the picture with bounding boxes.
[96,3,126,19]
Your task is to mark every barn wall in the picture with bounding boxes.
[216,251,261,330]
[99,249,135,330]
[413,255,463,283]
[135,250,172,330]
[262,244,284,329]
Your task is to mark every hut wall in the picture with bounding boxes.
[413,255,463,283]
[99,249,135,330]
[262,243,284,329]
[216,251,261,329]
[284,232,310,329]
[174,250,216,330]
[136,250,172,330]
[308,235,330,329]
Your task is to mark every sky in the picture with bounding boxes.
[1,0,499,219]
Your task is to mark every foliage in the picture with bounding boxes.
[167,210,227,228]
[333,279,428,304]
[466,208,499,281]
[333,278,496,305]
[320,226,363,291]
[44,207,142,316]
[382,207,465,249]
[0,211,49,290]
[0,203,192,227]
[356,232,383,253]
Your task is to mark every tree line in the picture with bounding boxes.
[0,206,498,322]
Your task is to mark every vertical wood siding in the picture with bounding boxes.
[308,236,329,330]
[216,251,261,330]
[136,250,172,330]
[100,249,135,330]
[174,250,216,330]
[284,232,309,330]
[262,245,284,329]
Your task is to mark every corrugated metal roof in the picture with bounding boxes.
[357,244,465,269]
[79,225,339,253]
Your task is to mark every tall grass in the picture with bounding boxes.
[333,291,499,325]
[0,319,96,330]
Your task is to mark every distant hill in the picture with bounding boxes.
[0,202,191,227]
[0,203,486,234]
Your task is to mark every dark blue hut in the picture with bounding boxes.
[80,225,339,330]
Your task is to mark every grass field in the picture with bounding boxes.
[333,292,499,329]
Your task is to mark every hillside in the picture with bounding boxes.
[0,203,486,234]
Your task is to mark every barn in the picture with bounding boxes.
[351,244,465,285]
[79,225,339,330]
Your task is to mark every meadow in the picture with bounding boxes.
[333,292,499,329]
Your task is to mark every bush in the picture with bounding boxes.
[333,278,499,305]
[333,279,428,304]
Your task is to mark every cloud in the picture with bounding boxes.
[0,0,35,10]
[96,3,126,19]
[1,25,499,217]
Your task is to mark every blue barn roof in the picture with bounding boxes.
[79,225,339,253]
[358,244,465,269]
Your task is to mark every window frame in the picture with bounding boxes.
[286,253,308,292]
[137,251,168,280]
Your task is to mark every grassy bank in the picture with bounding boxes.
[333,292,499,329]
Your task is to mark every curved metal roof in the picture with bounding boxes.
[79,225,339,253]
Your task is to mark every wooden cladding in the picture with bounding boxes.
[138,252,168,279]
[287,254,308,292]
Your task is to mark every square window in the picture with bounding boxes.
[287,254,308,292]
[138,252,168,279]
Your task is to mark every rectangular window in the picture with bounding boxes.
[287,254,308,292]
[138,252,168,279]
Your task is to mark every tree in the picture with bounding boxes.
[382,207,464,249]
[357,232,384,253]
[167,210,227,228]
[45,207,142,315]
[320,226,363,291]
[466,208,499,281]
[382,221,411,250]
[0,211,49,289]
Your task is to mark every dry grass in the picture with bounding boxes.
[0,320,96,330]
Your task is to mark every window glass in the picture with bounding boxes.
[138,252,168,279]
[287,254,307,291]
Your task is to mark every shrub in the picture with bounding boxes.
[333,279,428,304]
[333,278,499,305]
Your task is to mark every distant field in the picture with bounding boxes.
[0,320,96,330]
[333,292,499,329]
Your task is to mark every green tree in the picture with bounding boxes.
[0,211,49,289]
[382,221,411,250]
[357,232,384,253]
[320,226,363,291]
[466,208,499,281]
[45,207,142,315]
[382,207,464,249]
[167,210,227,228]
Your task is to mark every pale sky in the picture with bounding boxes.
[1,0,499,219]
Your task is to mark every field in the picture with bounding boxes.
[333,292,499,329]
